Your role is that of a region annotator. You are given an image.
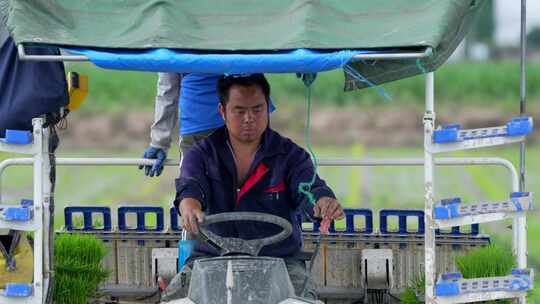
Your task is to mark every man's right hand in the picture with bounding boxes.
[179,198,204,234]
[139,146,167,177]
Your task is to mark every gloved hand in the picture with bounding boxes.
[139,146,167,177]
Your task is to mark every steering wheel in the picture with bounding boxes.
[198,212,292,256]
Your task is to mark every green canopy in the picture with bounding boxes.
[6,0,486,90]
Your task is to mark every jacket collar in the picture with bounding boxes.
[211,126,286,183]
[213,125,286,159]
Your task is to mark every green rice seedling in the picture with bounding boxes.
[455,244,515,304]
[401,287,422,304]
[400,274,424,303]
[455,245,514,279]
[53,234,110,304]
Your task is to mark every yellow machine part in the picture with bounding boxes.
[0,234,33,288]
[67,72,88,111]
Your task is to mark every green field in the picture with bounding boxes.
[66,61,540,112]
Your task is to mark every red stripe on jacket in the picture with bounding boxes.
[236,163,269,204]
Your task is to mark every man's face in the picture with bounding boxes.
[219,84,268,144]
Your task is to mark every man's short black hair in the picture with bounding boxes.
[217,74,270,107]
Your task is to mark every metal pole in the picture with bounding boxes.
[520,0,527,117]
[424,72,435,304]
[517,2,528,303]
[41,127,53,304]
[351,47,432,60]
[32,118,44,304]
[519,0,527,193]
[17,45,88,62]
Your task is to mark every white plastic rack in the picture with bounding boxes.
[434,269,533,303]
[0,118,52,304]
[423,72,533,304]
[433,192,532,229]
[428,116,533,153]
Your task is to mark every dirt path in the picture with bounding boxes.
[58,107,540,149]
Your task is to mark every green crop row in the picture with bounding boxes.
[65,61,540,112]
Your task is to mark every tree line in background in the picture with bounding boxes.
[467,2,540,58]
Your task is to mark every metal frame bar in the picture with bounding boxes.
[17,44,432,62]
[350,47,432,60]
[32,119,45,304]
[0,156,520,170]
[516,3,528,303]
[424,72,436,303]
[0,157,519,203]
[17,45,88,62]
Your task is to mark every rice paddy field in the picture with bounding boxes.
[1,144,540,301]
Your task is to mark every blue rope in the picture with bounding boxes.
[297,73,318,205]
[343,64,392,101]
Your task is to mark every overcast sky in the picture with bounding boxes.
[495,1,540,45]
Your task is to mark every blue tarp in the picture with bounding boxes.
[70,48,370,74]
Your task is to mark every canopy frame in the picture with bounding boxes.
[16,44,433,62]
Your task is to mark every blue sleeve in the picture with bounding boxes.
[173,145,211,212]
[286,144,335,210]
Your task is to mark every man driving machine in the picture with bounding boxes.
[166,74,344,301]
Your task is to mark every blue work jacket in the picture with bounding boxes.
[174,126,335,257]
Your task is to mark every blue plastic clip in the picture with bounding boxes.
[433,124,461,143]
[4,283,32,297]
[435,272,463,296]
[379,209,424,234]
[509,192,531,212]
[20,199,33,208]
[512,268,531,276]
[510,268,532,291]
[507,116,533,136]
[64,206,112,231]
[3,207,32,221]
[118,206,164,232]
[435,282,460,296]
[510,192,530,198]
[0,130,32,144]
[441,272,463,281]
[434,197,461,219]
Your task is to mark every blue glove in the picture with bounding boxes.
[139,147,167,177]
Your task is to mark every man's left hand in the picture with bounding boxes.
[139,146,167,177]
[313,196,344,221]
